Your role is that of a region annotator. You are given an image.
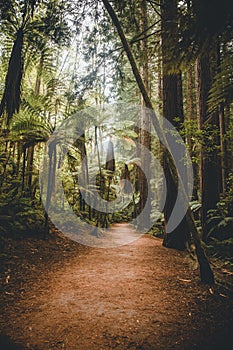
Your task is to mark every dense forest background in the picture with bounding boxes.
[0,0,233,272]
[1,1,233,349]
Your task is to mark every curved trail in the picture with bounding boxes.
[1,224,232,349]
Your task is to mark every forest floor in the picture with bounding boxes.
[0,223,233,350]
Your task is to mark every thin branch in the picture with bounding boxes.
[102,29,162,56]
[147,0,162,18]
[131,29,162,44]
[130,19,161,42]
[147,0,162,6]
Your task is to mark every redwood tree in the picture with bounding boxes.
[161,0,190,250]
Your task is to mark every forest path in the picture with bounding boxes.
[1,224,233,350]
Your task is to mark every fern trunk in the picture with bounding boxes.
[0,28,24,126]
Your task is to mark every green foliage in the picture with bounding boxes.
[206,213,233,241]
[0,186,45,236]
[190,200,202,213]
[208,54,233,112]
[203,174,233,260]
[204,238,233,262]
[0,0,232,245]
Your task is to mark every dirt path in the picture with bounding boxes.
[1,224,233,350]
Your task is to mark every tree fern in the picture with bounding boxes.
[208,53,233,112]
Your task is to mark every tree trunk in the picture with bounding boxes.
[225,104,232,179]
[138,0,151,230]
[161,0,190,250]
[0,28,24,126]
[217,47,228,194]
[44,141,57,236]
[219,103,227,194]
[25,145,34,196]
[195,53,220,241]
[157,44,163,113]
[186,66,198,199]
[75,131,89,214]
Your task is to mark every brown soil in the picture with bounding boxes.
[0,223,233,350]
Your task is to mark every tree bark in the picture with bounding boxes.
[219,103,227,194]
[25,145,34,196]
[186,66,199,199]
[161,0,190,250]
[195,53,220,241]
[0,28,24,126]
[138,0,152,230]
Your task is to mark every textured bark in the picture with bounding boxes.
[225,104,232,180]
[195,53,220,241]
[186,66,198,198]
[45,141,57,213]
[161,0,190,250]
[186,67,195,131]
[217,47,228,194]
[25,145,34,195]
[75,131,89,213]
[138,0,151,229]
[105,140,115,172]
[219,104,227,194]
[157,44,163,113]
[0,28,24,126]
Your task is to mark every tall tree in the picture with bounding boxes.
[185,65,198,199]
[138,0,152,229]
[161,0,190,250]
[195,47,221,242]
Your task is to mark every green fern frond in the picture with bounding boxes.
[208,54,233,112]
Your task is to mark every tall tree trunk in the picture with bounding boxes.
[157,43,163,113]
[95,125,104,227]
[195,53,220,241]
[0,28,24,126]
[138,0,151,230]
[219,103,227,194]
[44,141,57,235]
[225,104,232,179]
[186,66,198,198]
[16,141,22,177]
[75,131,89,214]
[21,147,27,194]
[25,145,34,196]
[161,0,190,250]
[102,0,214,284]
[103,139,115,228]
[217,46,228,194]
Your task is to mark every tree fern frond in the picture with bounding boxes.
[208,54,233,112]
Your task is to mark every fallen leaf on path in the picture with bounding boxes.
[219,293,227,298]
[179,278,192,283]
[221,269,233,275]
[5,275,10,283]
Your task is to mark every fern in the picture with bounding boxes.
[208,53,233,112]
